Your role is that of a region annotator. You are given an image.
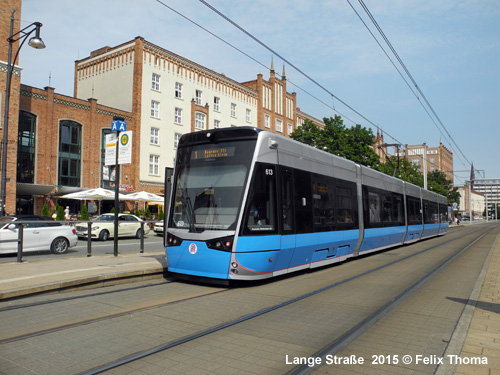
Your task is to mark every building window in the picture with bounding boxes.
[411,158,420,166]
[151,100,160,118]
[195,90,202,105]
[150,128,159,145]
[265,114,270,128]
[174,133,182,149]
[214,119,220,129]
[214,97,220,112]
[152,73,160,91]
[195,112,206,130]
[175,82,182,98]
[17,111,36,184]
[149,155,159,175]
[276,119,283,132]
[174,108,182,124]
[231,103,236,117]
[58,120,81,187]
[287,123,293,135]
[246,109,251,122]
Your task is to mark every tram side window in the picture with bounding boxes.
[393,194,404,224]
[423,200,438,224]
[368,191,381,224]
[439,203,448,223]
[336,183,356,227]
[294,169,313,233]
[382,195,393,222]
[312,174,336,232]
[242,163,277,235]
[407,197,422,225]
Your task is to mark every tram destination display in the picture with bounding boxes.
[191,146,236,160]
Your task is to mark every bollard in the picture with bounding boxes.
[16,222,24,263]
[140,222,145,253]
[87,221,92,257]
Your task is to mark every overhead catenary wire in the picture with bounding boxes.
[153,0,466,183]
[354,0,472,170]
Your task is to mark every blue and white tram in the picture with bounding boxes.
[165,127,448,281]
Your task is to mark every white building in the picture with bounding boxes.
[75,37,298,194]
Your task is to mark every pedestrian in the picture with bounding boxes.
[64,206,70,221]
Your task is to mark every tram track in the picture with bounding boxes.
[0,224,496,375]
[76,224,495,375]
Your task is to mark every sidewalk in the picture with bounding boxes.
[0,251,167,300]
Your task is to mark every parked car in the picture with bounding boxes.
[0,215,78,254]
[75,213,150,241]
[153,220,164,236]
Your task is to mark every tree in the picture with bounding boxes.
[81,204,89,220]
[55,205,65,220]
[377,156,424,187]
[41,203,50,217]
[290,116,380,168]
[427,170,460,205]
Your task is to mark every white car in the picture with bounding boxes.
[153,221,164,236]
[75,213,150,241]
[0,215,78,254]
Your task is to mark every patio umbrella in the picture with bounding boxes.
[122,191,164,202]
[121,191,164,213]
[61,188,128,215]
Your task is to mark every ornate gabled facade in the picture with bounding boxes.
[75,38,299,193]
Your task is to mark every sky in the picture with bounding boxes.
[18,0,500,185]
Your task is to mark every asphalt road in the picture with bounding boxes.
[0,233,165,263]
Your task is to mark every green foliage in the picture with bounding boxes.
[377,156,424,187]
[81,204,89,220]
[427,170,460,205]
[41,203,50,217]
[290,116,380,168]
[55,205,65,220]
[158,206,164,221]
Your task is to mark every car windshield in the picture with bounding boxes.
[169,140,255,232]
[95,215,115,222]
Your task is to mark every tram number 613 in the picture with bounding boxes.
[265,168,274,176]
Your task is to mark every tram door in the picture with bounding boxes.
[276,167,295,272]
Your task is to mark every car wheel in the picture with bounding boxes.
[135,228,143,239]
[99,230,110,241]
[51,237,69,254]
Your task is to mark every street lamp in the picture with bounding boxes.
[1,10,45,216]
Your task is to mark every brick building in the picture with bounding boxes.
[1,0,134,216]
[396,141,454,183]
[1,0,320,216]
[75,41,303,194]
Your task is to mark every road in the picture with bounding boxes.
[0,233,165,263]
[0,223,498,374]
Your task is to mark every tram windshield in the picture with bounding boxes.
[169,140,256,232]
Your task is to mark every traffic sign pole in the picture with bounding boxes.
[112,118,126,257]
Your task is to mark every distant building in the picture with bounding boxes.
[465,178,500,219]
[457,186,485,219]
[396,140,454,183]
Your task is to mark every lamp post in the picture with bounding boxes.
[1,10,45,216]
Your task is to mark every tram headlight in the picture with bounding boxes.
[206,236,234,252]
[166,232,183,247]
[231,262,238,268]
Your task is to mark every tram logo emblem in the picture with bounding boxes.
[188,243,198,254]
